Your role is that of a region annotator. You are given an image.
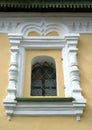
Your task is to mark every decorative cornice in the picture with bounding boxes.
[1,0,92,8]
[0,15,92,35]
[0,0,92,12]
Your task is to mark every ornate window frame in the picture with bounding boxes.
[3,32,86,121]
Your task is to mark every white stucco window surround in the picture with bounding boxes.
[3,21,86,121]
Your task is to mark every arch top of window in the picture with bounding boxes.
[31,56,56,67]
[31,56,57,96]
[32,61,55,70]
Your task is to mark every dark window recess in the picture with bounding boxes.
[31,61,57,96]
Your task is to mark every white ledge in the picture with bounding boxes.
[3,98,86,121]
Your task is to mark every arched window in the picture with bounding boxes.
[31,61,57,96]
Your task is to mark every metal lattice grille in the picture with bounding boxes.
[31,62,57,96]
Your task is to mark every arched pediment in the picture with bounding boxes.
[19,22,69,38]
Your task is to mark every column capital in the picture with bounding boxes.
[65,33,80,40]
[65,33,80,46]
[8,33,23,45]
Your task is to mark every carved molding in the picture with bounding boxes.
[0,13,92,35]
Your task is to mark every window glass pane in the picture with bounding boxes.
[32,80,42,87]
[45,89,57,96]
[45,79,56,88]
[32,67,42,80]
[31,89,42,96]
[31,61,57,96]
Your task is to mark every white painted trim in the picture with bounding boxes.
[0,12,92,17]
[62,46,72,97]
[17,47,26,97]
[13,101,85,121]
[22,37,66,49]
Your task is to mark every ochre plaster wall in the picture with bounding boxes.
[0,34,92,130]
[28,31,59,36]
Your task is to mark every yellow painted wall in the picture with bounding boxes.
[28,31,59,36]
[0,34,92,130]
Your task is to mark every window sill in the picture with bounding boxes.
[15,97,75,102]
[4,97,86,121]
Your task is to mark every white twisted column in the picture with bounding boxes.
[65,34,85,101]
[3,33,22,120]
[65,34,86,121]
[7,46,19,101]
[69,48,82,99]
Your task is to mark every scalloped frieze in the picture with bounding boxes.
[0,15,92,34]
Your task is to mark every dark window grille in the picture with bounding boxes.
[31,61,57,96]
